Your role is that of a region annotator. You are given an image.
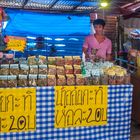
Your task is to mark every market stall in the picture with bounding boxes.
[0,0,134,140]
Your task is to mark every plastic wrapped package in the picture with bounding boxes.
[73,56,81,65]
[64,56,73,65]
[124,73,131,84]
[28,56,37,65]
[39,65,47,74]
[0,75,7,87]
[108,71,116,85]
[48,75,56,86]
[29,65,38,74]
[4,54,14,64]
[10,64,19,75]
[66,74,75,86]
[7,75,17,87]
[74,65,81,74]
[100,74,108,85]
[56,57,64,66]
[56,66,65,75]
[38,74,47,86]
[19,57,27,64]
[75,74,85,85]
[92,75,100,85]
[38,55,47,65]
[28,74,37,87]
[19,64,29,75]
[57,75,66,86]
[48,57,56,65]
[116,72,124,85]
[0,64,9,75]
[84,76,93,85]
[65,65,73,74]
[48,65,56,75]
[18,75,28,87]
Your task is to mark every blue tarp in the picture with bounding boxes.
[3,9,90,37]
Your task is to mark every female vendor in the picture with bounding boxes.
[83,19,112,61]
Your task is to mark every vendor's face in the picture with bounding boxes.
[94,24,104,35]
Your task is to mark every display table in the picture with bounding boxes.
[0,85,133,140]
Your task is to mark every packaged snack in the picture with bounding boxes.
[92,75,100,85]
[124,73,131,84]
[57,75,66,86]
[39,65,48,74]
[108,70,116,85]
[56,57,64,66]
[100,74,108,85]
[19,57,27,64]
[116,71,124,85]
[19,64,29,75]
[65,65,73,74]
[0,64,9,75]
[28,56,37,65]
[48,65,56,75]
[18,75,28,87]
[29,65,38,74]
[48,75,56,86]
[64,56,73,65]
[0,75,7,87]
[28,74,37,87]
[66,74,75,86]
[56,66,65,75]
[73,56,81,65]
[48,57,56,65]
[7,75,17,87]
[74,65,81,74]
[10,64,19,75]
[38,74,47,86]
[38,55,47,65]
[84,76,93,85]
[75,74,85,85]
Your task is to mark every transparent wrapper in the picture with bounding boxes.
[19,64,29,75]
[100,75,108,85]
[39,65,47,74]
[84,76,93,85]
[116,75,124,85]
[48,65,56,75]
[7,76,17,87]
[56,57,64,66]
[57,75,66,86]
[48,57,56,65]
[38,55,47,65]
[0,64,9,75]
[56,66,65,75]
[28,56,37,65]
[19,57,27,64]
[28,74,37,87]
[65,56,73,65]
[29,65,38,74]
[38,75,47,86]
[76,75,85,85]
[18,75,28,87]
[74,65,81,74]
[48,75,56,86]
[108,75,116,85]
[0,76,7,87]
[73,56,81,65]
[66,75,75,86]
[10,64,19,75]
[124,73,131,84]
[92,75,100,85]
[65,65,73,74]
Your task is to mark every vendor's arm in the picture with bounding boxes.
[82,36,89,59]
[106,40,112,61]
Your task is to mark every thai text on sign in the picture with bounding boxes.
[55,86,108,128]
[0,88,36,132]
[5,36,26,52]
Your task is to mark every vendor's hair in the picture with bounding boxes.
[93,19,106,27]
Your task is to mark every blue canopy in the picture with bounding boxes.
[4,9,90,37]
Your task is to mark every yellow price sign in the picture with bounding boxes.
[6,36,26,52]
[55,86,108,128]
[0,88,36,133]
